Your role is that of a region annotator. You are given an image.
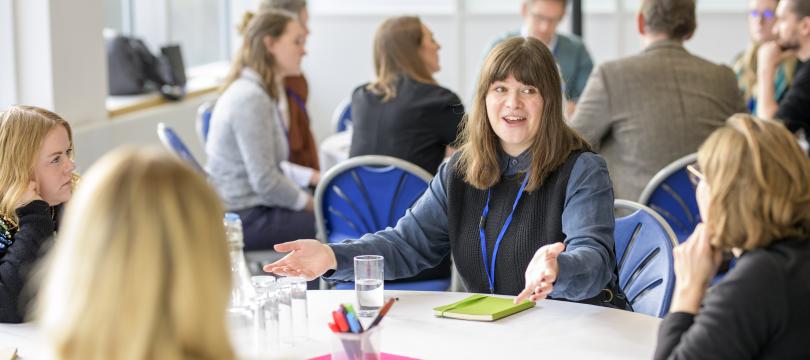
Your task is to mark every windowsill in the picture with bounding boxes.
[106,61,229,118]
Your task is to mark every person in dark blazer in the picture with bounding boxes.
[569,0,745,201]
[655,114,810,359]
[349,16,464,176]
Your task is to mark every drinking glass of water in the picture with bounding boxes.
[354,255,384,317]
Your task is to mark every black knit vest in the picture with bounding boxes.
[447,151,582,295]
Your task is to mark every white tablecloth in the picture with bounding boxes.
[0,290,661,359]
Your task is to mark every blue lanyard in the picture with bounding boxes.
[285,87,309,120]
[479,172,530,293]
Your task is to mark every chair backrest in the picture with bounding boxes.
[156,123,205,174]
[196,100,215,145]
[314,155,432,244]
[614,199,677,318]
[637,153,699,243]
[331,96,352,133]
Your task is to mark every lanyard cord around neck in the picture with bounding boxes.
[479,172,531,293]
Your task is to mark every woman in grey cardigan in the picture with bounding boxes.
[206,10,317,250]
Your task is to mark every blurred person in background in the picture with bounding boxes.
[733,0,797,114]
[207,10,317,250]
[488,0,594,118]
[260,0,321,172]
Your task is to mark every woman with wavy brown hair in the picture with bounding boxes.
[207,10,318,251]
[655,114,810,359]
[263,37,627,309]
[0,105,77,323]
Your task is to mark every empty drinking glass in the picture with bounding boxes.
[251,275,279,352]
[277,276,309,345]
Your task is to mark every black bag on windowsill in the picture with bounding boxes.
[106,35,187,101]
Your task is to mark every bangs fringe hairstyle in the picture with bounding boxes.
[0,105,77,226]
[456,36,590,191]
[222,10,296,100]
[367,16,436,101]
[36,147,234,360]
[698,114,810,251]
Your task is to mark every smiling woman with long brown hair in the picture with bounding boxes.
[263,37,627,309]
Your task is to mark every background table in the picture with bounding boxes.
[0,290,661,359]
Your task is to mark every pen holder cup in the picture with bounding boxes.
[330,325,382,360]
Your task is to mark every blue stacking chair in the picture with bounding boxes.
[638,153,699,243]
[196,100,215,145]
[331,96,352,133]
[156,123,205,174]
[614,199,678,318]
[158,121,288,274]
[315,155,451,291]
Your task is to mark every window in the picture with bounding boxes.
[102,0,231,68]
[169,0,230,67]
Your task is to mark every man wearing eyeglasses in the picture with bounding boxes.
[733,0,798,114]
[757,0,810,147]
[487,0,594,118]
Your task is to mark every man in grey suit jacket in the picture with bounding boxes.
[569,0,745,201]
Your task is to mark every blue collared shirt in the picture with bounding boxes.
[326,151,617,301]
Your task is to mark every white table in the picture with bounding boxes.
[0,290,661,359]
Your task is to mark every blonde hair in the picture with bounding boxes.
[0,105,76,226]
[734,45,797,104]
[36,147,234,360]
[699,114,810,251]
[366,16,436,101]
[222,10,295,100]
[456,37,590,191]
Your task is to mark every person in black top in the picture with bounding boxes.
[655,114,810,359]
[756,0,810,137]
[349,16,464,176]
[0,105,77,323]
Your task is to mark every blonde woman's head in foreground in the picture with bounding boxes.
[697,114,810,251]
[36,147,234,360]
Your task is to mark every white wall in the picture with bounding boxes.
[73,93,215,172]
[13,0,107,126]
[0,0,16,108]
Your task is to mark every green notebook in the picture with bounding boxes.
[433,294,535,321]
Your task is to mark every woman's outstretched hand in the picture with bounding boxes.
[263,239,338,281]
[515,242,565,303]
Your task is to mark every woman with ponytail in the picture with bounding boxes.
[206,10,317,250]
